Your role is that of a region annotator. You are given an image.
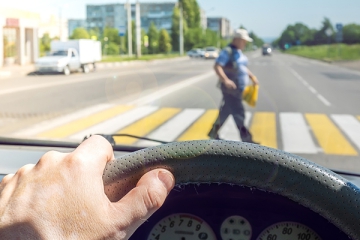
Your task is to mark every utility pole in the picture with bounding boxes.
[127,0,132,57]
[136,0,141,58]
[179,3,184,55]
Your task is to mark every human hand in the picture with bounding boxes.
[223,79,237,90]
[0,135,175,239]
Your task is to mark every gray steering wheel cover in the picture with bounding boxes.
[103,140,360,239]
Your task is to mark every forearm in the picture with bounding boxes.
[214,64,230,83]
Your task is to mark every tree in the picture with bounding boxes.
[314,17,335,44]
[148,22,159,54]
[158,29,172,53]
[249,31,264,47]
[40,33,51,52]
[69,28,90,39]
[179,0,200,28]
[343,23,360,44]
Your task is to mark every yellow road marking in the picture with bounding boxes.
[305,114,357,155]
[250,112,277,149]
[114,108,180,145]
[357,116,360,121]
[38,105,133,138]
[177,109,219,141]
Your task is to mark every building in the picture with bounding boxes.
[86,2,176,34]
[207,17,231,38]
[200,8,207,30]
[0,8,40,67]
[38,15,68,41]
[68,19,87,37]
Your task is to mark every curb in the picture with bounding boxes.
[96,56,188,69]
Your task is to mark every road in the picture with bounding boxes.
[1,51,360,173]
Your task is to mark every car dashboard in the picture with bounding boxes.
[0,140,357,240]
[130,184,349,240]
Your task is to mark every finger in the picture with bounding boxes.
[0,173,15,186]
[68,135,114,175]
[112,169,175,235]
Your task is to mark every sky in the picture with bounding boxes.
[1,0,360,39]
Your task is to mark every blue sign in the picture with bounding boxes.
[335,23,343,43]
[336,23,343,31]
[118,26,126,37]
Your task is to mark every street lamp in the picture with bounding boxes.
[57,3,69,41]
[104,37,108,55]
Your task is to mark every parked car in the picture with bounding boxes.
[204,47,219,59]
[35,39,102,75]
[187,48,203,58]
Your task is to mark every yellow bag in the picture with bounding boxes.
[242,85,259,107]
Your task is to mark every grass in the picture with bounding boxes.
[285,44,360,62]
[101,53,185,62]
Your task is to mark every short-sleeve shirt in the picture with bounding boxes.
[216,45,249,91]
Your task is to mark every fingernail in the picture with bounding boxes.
[158,171,175,193]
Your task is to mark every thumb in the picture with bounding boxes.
[112,169,175,236]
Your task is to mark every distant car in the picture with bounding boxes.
[262,44,272,56]
[187,49,203,58]
[204,47,219,59]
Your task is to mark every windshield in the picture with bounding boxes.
[1,0,360,174]
[48,51,68,56]
[205,47,217,51]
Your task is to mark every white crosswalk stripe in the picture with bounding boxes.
[331,115,360,150]
[280,113,318,154]
[69,106,158,141]
[137,108,205,146]
[10,102,360,156]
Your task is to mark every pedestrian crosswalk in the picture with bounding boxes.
[14,104,360,156]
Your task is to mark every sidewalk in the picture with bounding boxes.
[0,64,35,79]
[0,56,188,79]
[333,60,360,72]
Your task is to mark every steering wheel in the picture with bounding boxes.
[102,140,360,239]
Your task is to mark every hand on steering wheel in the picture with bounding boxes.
[0,136,175,239]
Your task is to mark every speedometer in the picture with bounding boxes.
[257,222,321,240]
[148,213,216,240]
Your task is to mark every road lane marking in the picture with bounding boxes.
[69,106,159,140]
[250,112,277,149]
[38,105,133,139]
[358,116,360,121]
[114,108,180,145]
[331,115,360,150]
[289,68,331,107]
[136,109,205,146]
[305,114,357,155]
[128,72,215,106]
[317,94,331,106]
[280,113,318,154]
[177,109,218,141]
[14,103,114,137]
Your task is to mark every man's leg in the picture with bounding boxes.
[208,95,231,139]
[225,93,254,143]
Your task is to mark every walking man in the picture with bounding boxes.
[208,29,259,143]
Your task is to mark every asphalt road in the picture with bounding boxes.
[1,51,360,173]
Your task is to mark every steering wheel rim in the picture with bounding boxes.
[103,140,360,239]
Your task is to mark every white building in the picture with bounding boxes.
[0,8,40,67]
[38,15,68,41]
[207,17,231,39]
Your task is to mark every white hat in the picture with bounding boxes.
[233,29,253,42]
